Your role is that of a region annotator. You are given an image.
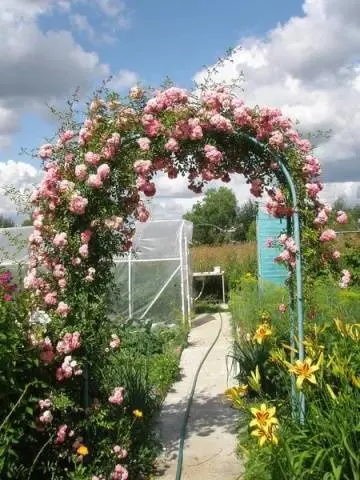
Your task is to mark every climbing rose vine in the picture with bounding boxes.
[23,82,348,476]
[27,85,347,309]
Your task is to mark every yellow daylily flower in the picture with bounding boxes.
[224,384,248,409]
[253,323,272,344]
[76,445,89,456]
[287,357,320,389]
[317,351,324,367]
[225,384,248,400]
[251,423,279,447]
[248,366,261,393]
[250,403,278,429]
[334,318,343,330]
[133,409,143,418]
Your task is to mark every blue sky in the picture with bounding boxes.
[1,0,360,219]
[0,0,303,168]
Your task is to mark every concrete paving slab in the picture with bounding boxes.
[155,312,244,480]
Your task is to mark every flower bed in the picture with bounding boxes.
[227,275,360,479]
[0,271,186,479]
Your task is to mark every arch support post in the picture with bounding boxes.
[278,159,305,424]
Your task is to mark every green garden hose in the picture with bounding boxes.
[174,311,224,480]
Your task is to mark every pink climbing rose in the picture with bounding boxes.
[56,425,68,444]
[85,152,101,165]
[265,238,273,248]
[79,244,89,258]
[39,410,53,424]
[109,387,125,405]
[44,291,57,306]
[53,232,68,248]
[109,334,121,349]
[319,229,336,242]
[97,163,111,180]
[113,445,128,459]
[69,194,88,215]
[56,332,81,354]
[87,174,103,189]
[336,211,348,224]
[81,229,93,244]
[75,164,88,180]
[137,137,151,151]
[39,399,52,409]
[110,464,128,480]
[339,269,351,288]
[56,302,71,317]
[164,138,179,152]
[332,250,341,260]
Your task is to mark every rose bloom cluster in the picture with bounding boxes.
[274,234,298,269]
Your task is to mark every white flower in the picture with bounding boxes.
[40,410,53,424]
[29,310,51,326]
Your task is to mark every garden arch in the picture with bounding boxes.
[27,84,347,423]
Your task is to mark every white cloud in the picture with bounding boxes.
[58,0,71,12]
[321,182,360,206]
[108,70,139,91]
[0,161,40,220]
[94,0,130,28]
[194,0,360,186]
[0,1,110,147]
[151,172,251,220]
[149,198,197,220]
[70,13,96,40]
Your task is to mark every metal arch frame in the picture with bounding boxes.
[238,132,305,423]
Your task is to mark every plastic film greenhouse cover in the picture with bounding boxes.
[0,220,193,325]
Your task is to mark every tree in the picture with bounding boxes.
[237,199,258,242]
[0,214,15,228]
[246,220,257,241]
[22,218,33,226]
[183,187,257,244]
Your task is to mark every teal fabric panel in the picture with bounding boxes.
[257,209,288,285]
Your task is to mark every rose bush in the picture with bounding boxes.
[0,268,185,479]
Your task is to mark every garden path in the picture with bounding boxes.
[156,311,244,480]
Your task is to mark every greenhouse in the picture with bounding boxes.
[0,219,193,326]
